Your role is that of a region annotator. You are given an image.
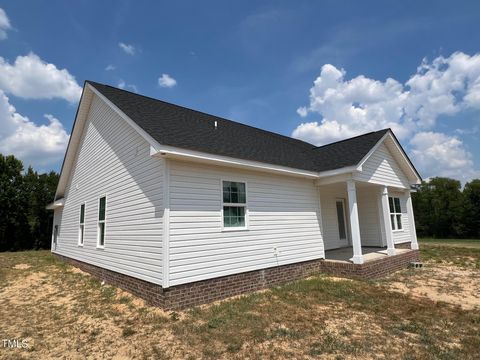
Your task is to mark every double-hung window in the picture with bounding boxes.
[388,196,402,231]
[97,196,106,247]
[222,181,247,229]
[78,204,85,246]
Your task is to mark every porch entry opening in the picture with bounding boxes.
[335,199,348,246]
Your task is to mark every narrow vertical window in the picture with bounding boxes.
[388,196,403,230]
[97,196,106,247]
[222,181,247,229]
[78,204,85,246]
[53,225,58,244]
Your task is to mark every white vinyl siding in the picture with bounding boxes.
[320,183,384,249]
[354,143,410,189]
[168,160,324,286]
[357,186,383,247]
[52,95,164,285]
[319,183,350,250]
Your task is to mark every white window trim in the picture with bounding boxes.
[389,196,404,232]
[78,202,85,247]
[97,194,107,249]
[221,179,249,232]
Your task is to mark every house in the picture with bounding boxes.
[47,81,421,309]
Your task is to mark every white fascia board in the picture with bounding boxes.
[46,198,65,210]
[385,134,422,184]
[54,86,94,200]
[317,166,359,178]
[151,145,320,179]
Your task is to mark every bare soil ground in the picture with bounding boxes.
[0,241,479,359]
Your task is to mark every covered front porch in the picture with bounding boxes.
[318,177,419,265]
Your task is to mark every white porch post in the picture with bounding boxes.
[405,190,419,250]
[380,186,396,256]
[346,180,363,264]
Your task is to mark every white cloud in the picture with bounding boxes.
[0,90,69,169]
[117,80,138,93]
[410,132,479,183]
[105,64,115,71]
[292,52,480,181]
[158,73,177,88]
[0,8,11,40]
[0,53,82,102]
[118,42,135,55]
[293,52,480,145]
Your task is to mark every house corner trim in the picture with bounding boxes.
[162,158,171,288]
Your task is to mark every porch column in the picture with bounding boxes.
[380,186,396,256]
[405,190,419,250]
[346,180,363,264]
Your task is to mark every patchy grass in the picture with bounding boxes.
[419,238,480,268]
[0,249,479,359]
[419,238,480,249]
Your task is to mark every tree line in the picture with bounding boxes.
[412,177,480,239]
[0,154,59,252]
[0,154,479,252]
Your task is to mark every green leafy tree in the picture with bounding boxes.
[412,177,464,238]
[0,154,59,251]
[0,155,30,251]
[462,179,480,238]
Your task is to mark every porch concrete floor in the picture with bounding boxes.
[325,246,411,263]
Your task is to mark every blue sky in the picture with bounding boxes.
[0,1,479,182]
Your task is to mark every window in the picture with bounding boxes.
[78,204,85,246]
[97,196,106,247]
[335,200,347,240]
[389,196,403,231]
[53,225,58,244]
[222,181,247,229]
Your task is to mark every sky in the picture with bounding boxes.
[0,0,479,182]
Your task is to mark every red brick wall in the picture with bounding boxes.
[54,249,420,310]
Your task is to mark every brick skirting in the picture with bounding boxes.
[395,242,413,249]
[54,249,420,310]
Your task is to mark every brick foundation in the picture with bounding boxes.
[395,242,413,249]
[54,249,420,310]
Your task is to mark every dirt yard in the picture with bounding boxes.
[0,241,479,359]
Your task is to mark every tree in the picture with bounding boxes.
[462,179,480,238]
[0,154,59,251]
[412,177,464,238]
[0,155,30,251]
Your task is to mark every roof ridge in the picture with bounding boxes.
[86,80,316,150]
[312,128,390,150]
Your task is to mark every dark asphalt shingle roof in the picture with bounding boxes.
[87,81,390,173]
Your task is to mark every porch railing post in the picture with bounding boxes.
[346,180,363,264]
[381,186,396,256]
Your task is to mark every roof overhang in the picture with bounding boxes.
[52,81,421,203]
[151,145,320,179]
[46,198,65,210]
[53,82,165,200]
